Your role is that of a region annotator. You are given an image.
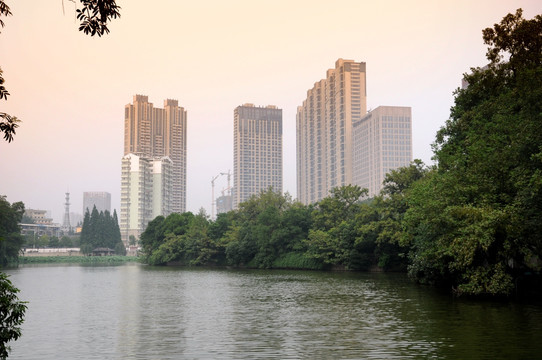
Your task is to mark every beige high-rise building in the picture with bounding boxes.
[124,95,187,213]
[233,104,282,208]
[122,95,186,242]
[352,106,412,197]
[297,59,367,204]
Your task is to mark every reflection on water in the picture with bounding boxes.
[5,264,542,359]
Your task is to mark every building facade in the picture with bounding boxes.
[83,191,111,215]
[120,154,173,242]
[352,106,412,197]
[124,95,187,213]
[24,209,54,225]
[296,59,367,204]
[122,95,187,242]
[233,104,283,208]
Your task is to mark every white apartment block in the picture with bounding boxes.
[352,106,412,197]
[120,153,173,243]
[233,104,283,209]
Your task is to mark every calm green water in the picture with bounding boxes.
[4,263,542,359]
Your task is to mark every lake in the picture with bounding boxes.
[4,263,542,359]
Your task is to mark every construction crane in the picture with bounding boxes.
[211,174,220,220]
[220,170,232,197]
[211,170,232,220]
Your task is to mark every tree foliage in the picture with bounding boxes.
[0,273,26,360]
[76,0,121,37]
[0,196,24,266]
[79,206,124,255]
[406,9,542,296]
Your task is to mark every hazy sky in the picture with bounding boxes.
[0,0,539,223]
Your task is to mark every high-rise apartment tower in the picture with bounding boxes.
[122,95,187,242]
[233,104,283,208]
[297,59,367,204]
[352,106,412,197]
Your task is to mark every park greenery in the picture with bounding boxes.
[80,206,125,255]
[19,255,137,265]
[0,196,24,267]
[140,9,542,297]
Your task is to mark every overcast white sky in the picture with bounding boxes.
[0,0,539,223]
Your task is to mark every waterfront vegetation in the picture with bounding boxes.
[140,10,542,297]
[18,255,138,265]
[79,206,125,255]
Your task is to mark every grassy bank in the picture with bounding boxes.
[18,255,140,265]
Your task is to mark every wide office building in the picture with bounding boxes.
[83,191,111,215]
[296,59,367,204]
[352,106,412,197]
[233,104,283,209]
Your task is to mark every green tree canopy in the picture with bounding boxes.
[406,9,542,296]
[0,196,24,266]
[0,273,26,360]
[79,206,124,254]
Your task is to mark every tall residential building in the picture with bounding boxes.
[124,95,187,213]
[120,154,173,242]
[122,95,187,242]
[297,59,367,204]
[233,104,283,208]
[352,106,412,197]
[83,191,111,214]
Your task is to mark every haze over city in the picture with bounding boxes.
[0,0,539,223]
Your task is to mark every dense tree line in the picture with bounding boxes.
[80,206,125,255]
[0,196,24,266]
[140,164,425,272]
[404,9,542,296]
[24,234,76,249]
[141,10,542,297]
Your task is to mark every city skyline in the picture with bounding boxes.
[1,1,539,222]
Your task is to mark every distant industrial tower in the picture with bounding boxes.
[62,191,71,230]
[233,104,282,209]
